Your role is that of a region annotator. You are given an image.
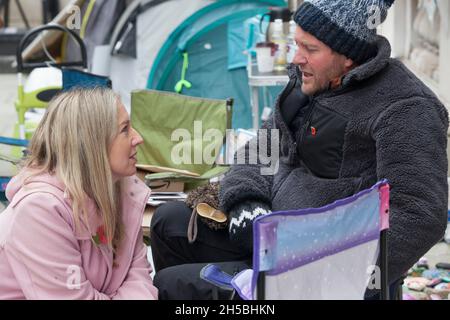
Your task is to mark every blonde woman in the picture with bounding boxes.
[0,88,158,300]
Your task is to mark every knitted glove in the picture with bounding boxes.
[228,201,271,254]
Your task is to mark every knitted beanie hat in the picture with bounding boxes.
[294,0,395,64]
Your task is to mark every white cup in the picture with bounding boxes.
[256,43,275,73]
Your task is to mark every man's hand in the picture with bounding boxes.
[228,201,271,253]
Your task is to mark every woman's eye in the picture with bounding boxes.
[122,125,129,133]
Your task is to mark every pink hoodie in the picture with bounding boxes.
[0,170,158,300]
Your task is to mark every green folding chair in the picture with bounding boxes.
[131,89,233,190]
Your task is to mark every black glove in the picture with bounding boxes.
[228,201,271,254]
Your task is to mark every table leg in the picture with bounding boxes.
[251,86,259,129]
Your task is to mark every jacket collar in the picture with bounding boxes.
[285,35,392,94]
[341,36,391,87]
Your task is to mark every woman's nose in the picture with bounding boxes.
[131,128,144,146]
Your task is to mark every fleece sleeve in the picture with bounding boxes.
[219,116,277,213]
[372,98,449,283]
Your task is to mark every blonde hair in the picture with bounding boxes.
[24,88,124,252]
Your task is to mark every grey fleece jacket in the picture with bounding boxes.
[219,36,449,284]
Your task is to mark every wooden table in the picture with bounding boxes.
[142,205,156,238]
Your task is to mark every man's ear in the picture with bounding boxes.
[344,58,355,69]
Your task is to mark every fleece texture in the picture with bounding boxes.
[220,36,449,286]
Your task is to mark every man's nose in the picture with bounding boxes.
[293,48,307,65]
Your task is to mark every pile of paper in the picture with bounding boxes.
[147,192,187,206]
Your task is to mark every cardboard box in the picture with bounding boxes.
[136,167,185,192]
[142,205,155,238]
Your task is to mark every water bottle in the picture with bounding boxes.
[271,19,287,71]
[286,20,297,64]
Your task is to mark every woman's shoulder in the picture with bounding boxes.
[5,171,73,225]
[0,190,75,249]
[7,170,67,204]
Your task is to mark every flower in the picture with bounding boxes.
[92,225,108,245]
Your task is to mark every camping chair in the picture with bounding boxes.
[61,68,112,91]
[201,180,391,300]
[130,89,233,190]
[0,69,111,203]
[0,137,29,203]
[15,24,87,139]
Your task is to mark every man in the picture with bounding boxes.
[151,0,448,299]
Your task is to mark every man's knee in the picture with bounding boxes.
[154,261,251,300]
[153,264,204,300]
[150,201,191,236]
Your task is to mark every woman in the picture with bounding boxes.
[0,88,158,299]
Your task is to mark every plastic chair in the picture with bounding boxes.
[201,180,391,300]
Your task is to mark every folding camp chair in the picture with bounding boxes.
[0,137,29,203]
[130,89,233,190]
[2,25,109,200]
[201,180,391,300]
[61,68,112,91]
[15,24,87,139]
[0,69,111,203]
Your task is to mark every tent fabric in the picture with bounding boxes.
[108,0,212,110]
[113,15,137,58]
[157,24,251,130]
[65,0,126,69]
[233,180,389,300]
[148,1,280,88]
[130,89,230,175]
[147,0,286,128]
[112,0,169,58]
[227,18,248,70]
[91,0,286,127]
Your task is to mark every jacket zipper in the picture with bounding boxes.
[113,188,151,289]
[277,74,298,156]
[297,97,316,156]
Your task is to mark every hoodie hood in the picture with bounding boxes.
[341,35,391,87]
[6,169,66,203]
